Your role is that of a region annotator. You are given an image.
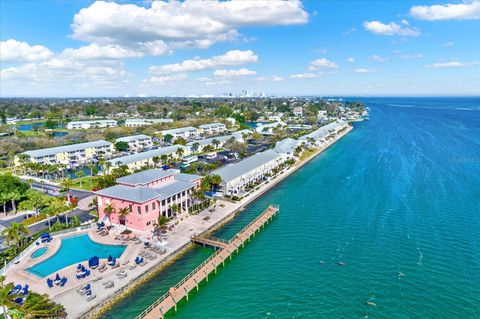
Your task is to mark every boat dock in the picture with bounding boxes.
[135,204,279,319]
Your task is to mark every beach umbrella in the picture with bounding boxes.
[107,255,113,262]
[55,274,60,281]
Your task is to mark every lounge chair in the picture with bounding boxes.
[102,280,114,286]
[87,294,97,301]
[47,279,54,288]
[128,264,137,270]
[104,282,114,289]
[97,263,106,271]
[60,277,67,287]
[121,260,130,266]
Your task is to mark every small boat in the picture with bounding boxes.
[366,301,377,307]
[337,261,346,266]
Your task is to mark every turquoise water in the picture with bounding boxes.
[28,234,126,278]
[31,247,48,259]
[104,98,480,319]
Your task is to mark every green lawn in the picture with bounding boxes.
[71,176,97,191]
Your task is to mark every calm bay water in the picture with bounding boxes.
[103,98,480,319]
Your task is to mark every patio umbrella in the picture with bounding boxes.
[107,255,113,262]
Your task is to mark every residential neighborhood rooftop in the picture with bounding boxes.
[21,140,112,158]
[213,149,282,183]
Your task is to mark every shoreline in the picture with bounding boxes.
[80,125,354,319]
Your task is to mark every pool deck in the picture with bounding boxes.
[2,126,352,319]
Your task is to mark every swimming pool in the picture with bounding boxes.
[27,234,126,278]
[31,247,48,258]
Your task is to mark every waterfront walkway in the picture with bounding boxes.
[136,204,279,319]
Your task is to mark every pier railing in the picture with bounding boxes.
[134,204,279,319]
[134,249,222,319]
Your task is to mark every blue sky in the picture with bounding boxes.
[1,0,479,97]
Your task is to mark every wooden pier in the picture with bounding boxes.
[135,204,279,319]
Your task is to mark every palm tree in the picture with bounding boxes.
[103,203,116,224]
[171,203,180,217]
[1,222,29,248]
[191,142,200,153]
[212,139,220,149]
[117,207,130,229]
[20,291,65,318]
[104,161,112,175]
[76,170,84,188]
[0,193,8,215]
[60,178,73,203]
[23,190,46,217]
[176,147,184,158]
[152,156,160,168]
[9,190,21,214]
[87,163,97,185]
[0,276,19,317]
[160,154,168,165]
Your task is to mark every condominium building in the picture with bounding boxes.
[186,129,251,153]
[66,120,117,129]
[299,120,348,146]
[158,127,199,141]
[212,149,285,196]
[96,169,202,231]
[255,121,287,134]
[107,145,189,171]
[115,134,152,152]
[198,122,227,135]
[125,118,173,127]
[273,138,304,159]
[15,140,114,167]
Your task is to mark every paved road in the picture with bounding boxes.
[29,181,93,200]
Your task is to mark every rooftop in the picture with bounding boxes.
[116,169,177,186]
[116,134,151,143]
[213,149,281,183]
[108,145,187,166]
[22,140,112,158]
[161,126,198,134]
[274,138,302,154]
[199,122,226,129]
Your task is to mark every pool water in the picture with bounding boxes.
[27,234,126,278]
[31,247,48,258]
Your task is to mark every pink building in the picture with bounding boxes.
[96,169,202,232]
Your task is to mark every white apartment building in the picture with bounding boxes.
[107,145,190,172]
[186,129,251,153]
[213,149,285,196]
[16,140,114,167]
[67,120,117,129]
[125,118,173,127]
[116,134,152,152]
[255,121,287,134]
[273,138,304,159]
[198,122,227,135]
[159,126,200,141]
[299,120,349,146]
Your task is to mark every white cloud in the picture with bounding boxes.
[443,41,455,47]
[145,74,188,85]
[394,51,424,59]
[363,20,420,36]
[308,58,338,70]
[61,43,146,60]
[354,68,375,73]
[428,61,478,68]
[410,1,480,20]
[71,0,308,50]
[213,68,256,78]
[371,54,388,62]
[1,57,127,90]
[257,76,284,82]
[150,50,258,74]
[289,72,318,79]
[342,27,356,35]
[0,39,54,62]
[347,57,355,63]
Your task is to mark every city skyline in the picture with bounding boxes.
[1,0,479,97]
